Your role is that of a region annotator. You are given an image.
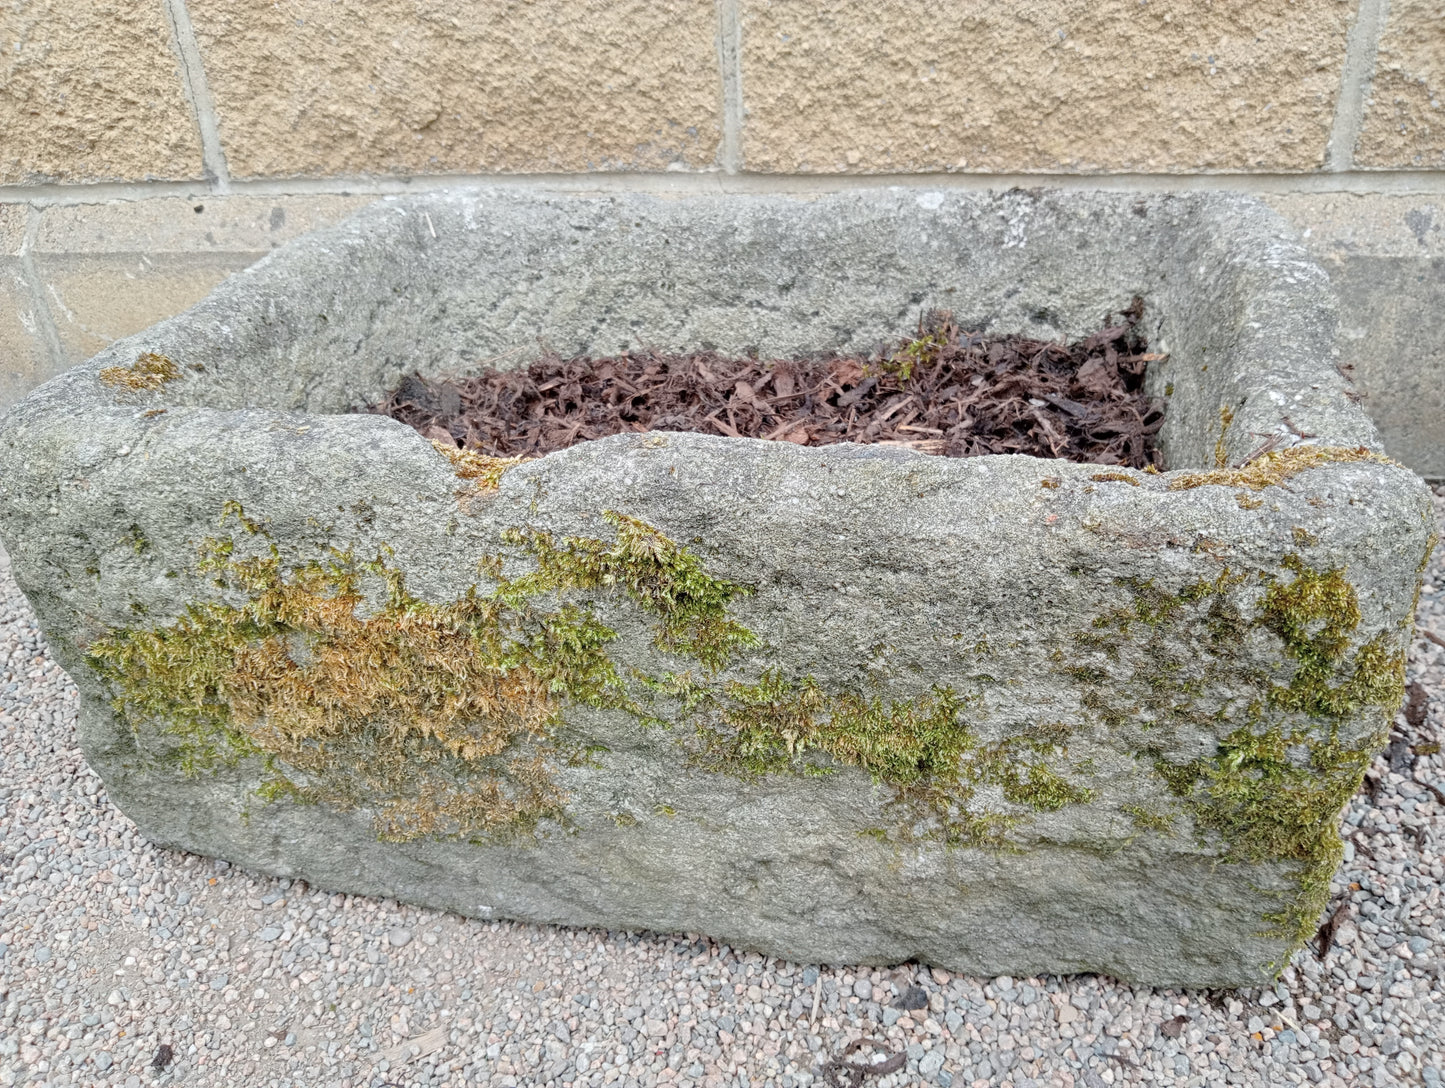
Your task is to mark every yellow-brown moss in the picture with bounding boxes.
[1090,472,1140,487]
[86,503,749,842]
[431,440,529,493]
[98,352,182,391]
[1170,445,1392,493]
[1213,405,1236,469]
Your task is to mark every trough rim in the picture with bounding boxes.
[0,186,1386,486]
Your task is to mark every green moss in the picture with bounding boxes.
[879,328,947,383]
[695,670,1093,849]
[1121,803,1175,835]
[1258,556,1405,719]
[501,511,756,671]
[1072,553,1405,958]
[1155,728,1373,946]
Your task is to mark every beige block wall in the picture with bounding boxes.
[0,0,1437,181]
[738,0,1354,173]
[0,0,203,183]
[189,0,724,177]
[1356,0,1445,168]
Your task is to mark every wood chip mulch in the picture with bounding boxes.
[368,303,1166,469]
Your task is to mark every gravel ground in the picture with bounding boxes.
[2,492,1443,1088]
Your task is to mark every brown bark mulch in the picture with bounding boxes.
[367,303,1166,469]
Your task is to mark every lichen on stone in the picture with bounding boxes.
[98,352,182,392]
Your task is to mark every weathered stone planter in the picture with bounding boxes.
[0,190,1432,987]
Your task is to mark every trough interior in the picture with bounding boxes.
[86,190,1364,473]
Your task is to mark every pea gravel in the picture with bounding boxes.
[2,491,1444,1088]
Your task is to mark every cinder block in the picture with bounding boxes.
[0,260,54,408]
[1267,194,1445,479]
[0,0,203,183]
[1356,0,1445,168]
[739,0,1351,173]
[31,194,372,256]
[27,195,372,366]
[188,0,723,177]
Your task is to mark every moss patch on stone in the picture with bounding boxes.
[1258,556,1405,719]
[695,671,1093,849]
[1155,727,1374,949]
[1213,404,1236,469]
[1169,445,1392,494]
[98,352,182,392]
[431,440,529,493]
[86,501,1106,850]
[500,512,756,672]
[1068,553,1405,956]
[86,503,753,842]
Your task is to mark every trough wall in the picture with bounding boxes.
[1,0,1443,474]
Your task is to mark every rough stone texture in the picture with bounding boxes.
[189,0,723,178]
[738,0,1352,173]
[25,195,371,366]
[1355,0,1445,168]
[0,190,1431,988]
[1268,193,1445,479]
[0,0,204,183]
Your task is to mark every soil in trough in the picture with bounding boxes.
[369,303,1166,469]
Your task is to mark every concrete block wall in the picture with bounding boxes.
[2,1,1442,473]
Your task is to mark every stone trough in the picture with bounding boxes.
[0,190,1432,987]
